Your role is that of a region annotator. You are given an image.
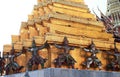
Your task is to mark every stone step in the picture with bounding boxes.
[11,35,20,43]
[48,13,103,27]
[43,6,51,14]
[3,44,12,53]
[8,32,115,52]
[35,12,103,27]
[39,7,45,16]
[3,41,23,52]
[28,10,103,28]
[52,0,88,9]
[20,22,29,41]
[37,0,88,9]
[66,0,84,3]
[31,4,52,19]
[48,23,112,40]
[14,41,23,50]
[28,26,39,39]
[4,32,119,53]
[32,10,39,18]
[45,33,116,50]
[22,39,33,47]
[49,5,95,20]
[20,28,29,41]
[52,2,89,13]
[23,36,45,47]
[11,32,114,49]
[48,18,103,32]
[43,21,103,32]
[28,14,34,20]
[35,23,48,36]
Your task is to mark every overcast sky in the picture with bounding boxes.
[0,0,107,52]
[85,0,107,14]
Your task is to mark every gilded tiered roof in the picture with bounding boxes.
[3,0,120,71]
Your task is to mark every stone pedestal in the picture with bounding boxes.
[2,68,120,77]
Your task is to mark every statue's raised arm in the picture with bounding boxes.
[83,40,99,53]
[83,48,90,52]
[38,41,50,50]
[54,43,63,49]
[54,36,74,53]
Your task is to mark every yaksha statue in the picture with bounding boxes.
[0,52,5,76]
[53,36,76,68]
[4,44,24,75]
[81,40,102,70]
[104,42,120,71]
[27,38,49,71]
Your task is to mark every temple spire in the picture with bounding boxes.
[106,0,120,25]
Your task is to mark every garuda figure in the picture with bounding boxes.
[81,41,102,70]
[4,44,24,75]
[104,42,120,71]
[27,38,49,71]
[0,52,5,76]
[53,37,76,68]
